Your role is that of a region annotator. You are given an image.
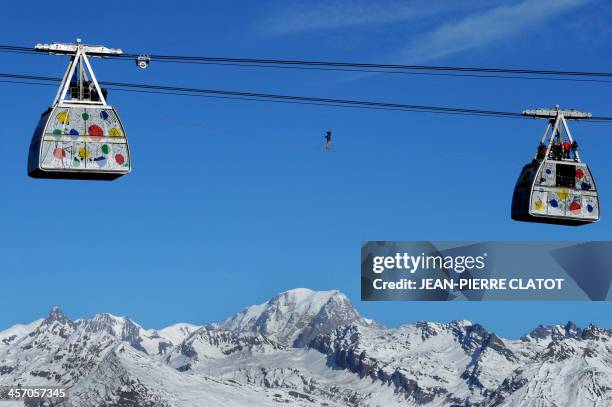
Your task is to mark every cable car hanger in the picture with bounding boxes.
[28,39,131,181]
[37,40,120,108]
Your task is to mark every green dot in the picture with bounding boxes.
[73,158,81,167]
[101,144,110,154]
[52,129,62,135]
[82,113,89,120]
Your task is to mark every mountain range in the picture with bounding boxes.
[1,288,611,406]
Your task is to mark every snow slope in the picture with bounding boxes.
[0,319,42,348]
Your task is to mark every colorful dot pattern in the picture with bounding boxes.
[530,160,598,220]
[40,107,130,172]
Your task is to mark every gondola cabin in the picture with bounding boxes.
[27,40,131,180]
[28,106,130,180]
[511,108,599,226]
[511,159,599,225]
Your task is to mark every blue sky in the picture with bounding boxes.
[1,0,611,338]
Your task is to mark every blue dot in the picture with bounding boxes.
[95,156,107,167]
[587,204,594,213]
[550,199,558,208]
[546,169,552,175]
[581,183,591,190]
[100,111,109,120]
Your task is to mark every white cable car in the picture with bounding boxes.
[511,107,599,226]
[28,40,131,180]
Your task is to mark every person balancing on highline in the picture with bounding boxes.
[324,130,332,152]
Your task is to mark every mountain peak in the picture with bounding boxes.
[564,321,581,336]
[43,306,71,326]
[282,287,330,296]
[451,319,474,327]
[223,288,366,347]
[277,287,341,299]
[522,321,585,342]
[581,324,611,340]
[273,288,344,311]
[79,312,140,334]
[75,312,151,353]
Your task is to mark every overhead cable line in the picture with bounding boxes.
[3,44,612,84]
[2,72,612,122]
[0,72,524,118]
[119,53,612,78]
[118,60,612,84]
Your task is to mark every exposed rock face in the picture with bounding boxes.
[166,326,284,371]
[77,313,149,353]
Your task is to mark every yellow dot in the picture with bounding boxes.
[535,200,544,211]
[109,127,122,137]
[78,147,90,160]
[557,189,569,201]
[57,111,70,125]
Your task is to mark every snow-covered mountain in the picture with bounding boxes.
[0,318,42,348]
[1,288,611,406]
[222,288,375,347]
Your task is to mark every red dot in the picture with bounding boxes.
[115,154,125,165]
[53,148,65,159]
[569,201,581,213]
[88,124,103,136]
[576,168,584,180]
[88,124,104,141]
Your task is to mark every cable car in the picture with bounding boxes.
[511,108,599,226]
[28,41,131,180]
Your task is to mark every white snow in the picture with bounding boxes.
[156,323,201,345]
[0,319,43,347]
[224,288,341,330]
[0,291,610,406]
[222,288,365,346]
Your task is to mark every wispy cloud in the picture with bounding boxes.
[396,0,593,62]
[257,0,593,64]
[257,0,487,37]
